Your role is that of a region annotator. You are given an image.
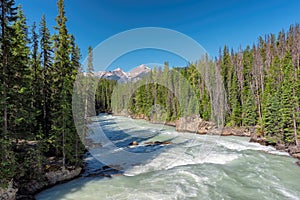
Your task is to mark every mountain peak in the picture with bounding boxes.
[135,64,150,70]
[128,64,151,78]
[113,67,123,72]
[95,65,151,83]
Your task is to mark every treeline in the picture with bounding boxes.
[217,25,300,146]
[110,62,204,122]
[0,0,84,187]
[95,79,117,114]
[98,24,300,146]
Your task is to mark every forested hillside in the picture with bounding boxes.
[217,25,300,146]
[98,24,300,147]
[0,0,84,187]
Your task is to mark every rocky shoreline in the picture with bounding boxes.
[250,135,300,165]
[119,113,300,166]
[0,167,82,200]
[177,115,300,166]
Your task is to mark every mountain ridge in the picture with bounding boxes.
[94,64,151,82]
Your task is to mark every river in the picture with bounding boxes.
[36,114,300,200]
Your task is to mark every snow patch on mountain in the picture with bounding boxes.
[95,64,151,83]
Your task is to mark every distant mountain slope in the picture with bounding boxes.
[95,64,151,82]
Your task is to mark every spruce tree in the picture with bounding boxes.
[262,56,282,143]
[70,35,81,71]
[280,52,296,144]
[40,15,52,140]
[9,5,32,138]
[242,85,257,126]
[52,0,80,167]
[85,46,96,120]
[229,71,242,126]
[30,21,42,135]
[0,0,17,134]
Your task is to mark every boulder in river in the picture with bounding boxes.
[129,141,139,146]
[144,141,173,146]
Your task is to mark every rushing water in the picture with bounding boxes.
[36,115,300,200]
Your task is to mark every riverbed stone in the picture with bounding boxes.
[129,141,138,146]
[292,153,300,159]
[144,141,173,145]
[45,168,82,185]
[221,127,253,137]
[275,144,286,151]
[288,145,300,154]
[175,115,216,134]
[16,167,82,198]
[0,181,17,200]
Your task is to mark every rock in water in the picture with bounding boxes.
[129,141,138,146]
[144,141,173,146]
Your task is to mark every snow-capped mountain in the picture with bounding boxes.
[95,64,151,83]
[127,64,151,80]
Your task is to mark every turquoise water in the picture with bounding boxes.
[36,115,300,200]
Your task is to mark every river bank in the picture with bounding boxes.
[35,114,300,200]
[0,165,82,200]
[0,161,82,200]
[3,113,298,200]
[123,113,300,166]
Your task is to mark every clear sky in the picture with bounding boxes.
[16,0,300,71]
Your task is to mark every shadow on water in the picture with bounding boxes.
[35,177,108,200]
[36,114,179,199]
[89,115,176,149]
[83,114,178,173]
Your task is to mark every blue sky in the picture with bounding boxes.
[16,0,300,71]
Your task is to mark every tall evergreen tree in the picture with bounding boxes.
[40,15,52,140]
[70,35,81,71]
[52,0,80,167]
[280,52,296,144]
[9,5,32,138]
[29,21,42,135]
[0,0,17,135]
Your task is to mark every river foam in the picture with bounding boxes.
[36,115,300,200]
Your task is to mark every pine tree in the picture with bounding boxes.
[0,4,17,181]
[242,85,257,126]
[29,21,47,176]
[70,35,81,71]
[29,21,42,135]
[1,0,17,135]
[85,46,96,120]
[0,1,27,186]
[9,5,32,138]
[280,52,296,144]
[229,71,242,126]
[40,15,52,140]
[52,0,80,167]
[262,56,282,144]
